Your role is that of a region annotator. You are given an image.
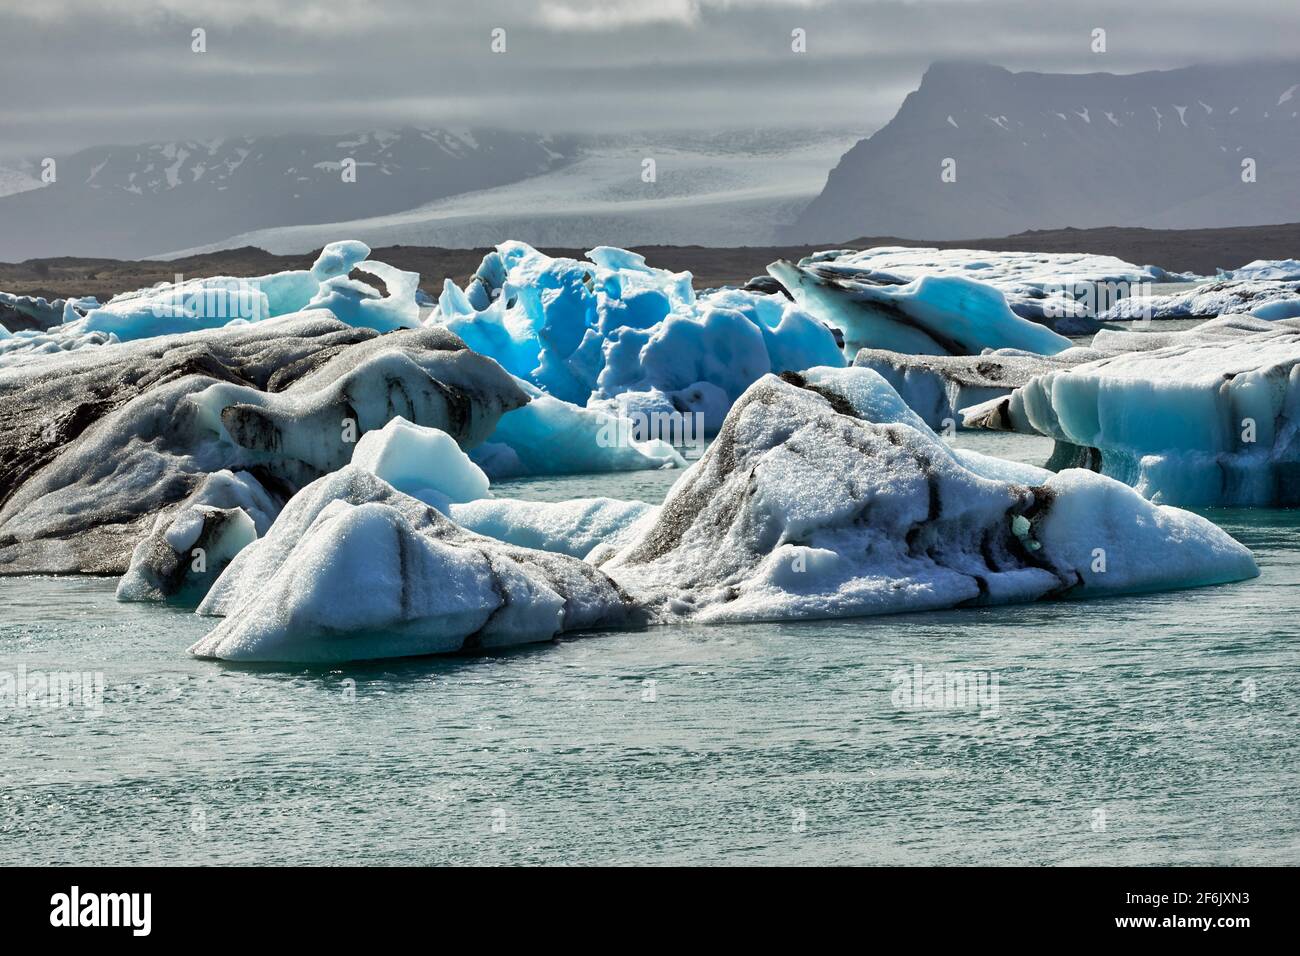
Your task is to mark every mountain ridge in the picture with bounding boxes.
[787,60,1300,243]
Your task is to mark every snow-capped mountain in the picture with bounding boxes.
[0,128,574,260]
[787,61,1300,243]
[158,130,860,258]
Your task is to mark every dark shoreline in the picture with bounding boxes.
[3,222,1299,302]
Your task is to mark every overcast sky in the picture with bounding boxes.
[2,0,1297,160]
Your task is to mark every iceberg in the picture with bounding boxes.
[767,259,1073,358]
[0,316,525,574]
[0,291,76,333]
[116,470,275,603]
[191,467,632,662]
[350,416,490,510]
[304,258,422,332]
[0,324,120,365]
[792,246,1186,289]
[0,240,421,363]
[188,330,522,486]
[1220,259,1300,282]
[449,496,656,560]
[962,316,1300,505]
[849,346,1098,430]
[770,246,1188,336]
[481,377,684,478]
[73,240,372,342]
[596,367,1257,622]
[1100,278,1300,322]
[433,241,843,436]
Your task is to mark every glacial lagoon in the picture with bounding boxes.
[3,432,1295,865]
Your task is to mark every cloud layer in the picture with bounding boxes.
[2,0,1296,159]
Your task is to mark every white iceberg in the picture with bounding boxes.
[771,246,1189,336]
[596,367,1257,622]
[191,467,631,662]
[0,325,120,364]
[304,258,422,333]
[1100,278,1300,322]
[795,246,1186,291]
[1220,259,1300,282]
[449,496,656,560]
[351,416,490,510]
[116,470,275,603]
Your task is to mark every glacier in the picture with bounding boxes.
[596,367,1258,623]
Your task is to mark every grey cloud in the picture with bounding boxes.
[1,0,1295,160]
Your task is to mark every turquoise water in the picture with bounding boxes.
[1,432,1297,865]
